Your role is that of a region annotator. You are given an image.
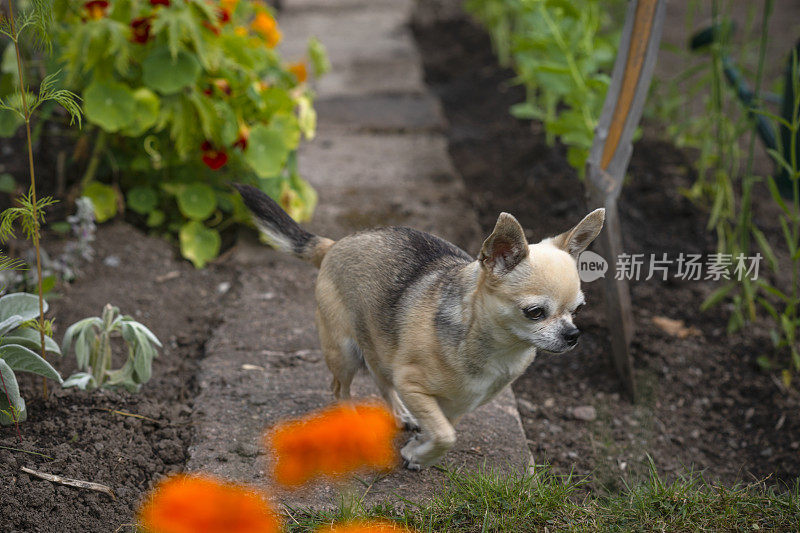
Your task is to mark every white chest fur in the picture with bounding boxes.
[442,345,537,420]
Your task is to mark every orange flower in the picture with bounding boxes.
[234,25,248,37]
[252,11,281,47]
[267,402,398,488]
[138,474,280,533]
[288,62,308,84]
[83,0,109,20]
[317,521,414,533]
[221,0,239,12]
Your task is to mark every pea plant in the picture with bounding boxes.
[465,0,623,172]
[62,304,162,392]
[36,0,329,267]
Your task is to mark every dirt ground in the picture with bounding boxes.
[412,0,800,490]
[0,224,234,532]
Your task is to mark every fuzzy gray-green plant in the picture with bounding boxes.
[62,304,161,393]
[0,292,63,426]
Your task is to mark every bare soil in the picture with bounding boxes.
[412,1,800,490]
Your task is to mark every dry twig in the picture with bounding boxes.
[21,466,116,500]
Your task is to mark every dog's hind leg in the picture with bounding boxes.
[317,309,361,401]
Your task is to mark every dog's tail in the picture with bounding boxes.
[233,183,334,268]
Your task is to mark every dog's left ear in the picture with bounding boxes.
[479,213,529,276]
[552,208,605,260]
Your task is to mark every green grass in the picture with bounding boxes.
[283,462,800,532]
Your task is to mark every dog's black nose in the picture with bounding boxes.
[563,327,581,346]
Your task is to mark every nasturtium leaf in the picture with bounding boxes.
[127,186,158,215]
[147,209,165,227]
[121,88,160,136]
[142,47,201,95]
[179,221,220,268]
[0,344,62,383]
[0,293,47,324]
[83,79,136,132]
[243,120,296,178]
[177,184,217,221]
[82,182,118,223]
[0,359,25,425]
[308,37,331,76]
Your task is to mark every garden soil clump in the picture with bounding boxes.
[0,224,234,532]
[413,0,800,488]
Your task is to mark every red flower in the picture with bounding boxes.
[233,124,250,150]
[202,20,221,36]
[150,0,170,6]
[130,17,152,44]
[201,141,228,170]
[218,8,231,24]
[83,0,109,20]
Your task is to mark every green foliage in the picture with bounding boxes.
[0,293,62,426]
[62,303,162,393]
[41,0,328,266]
[465,0,623,172]
[753,51,800,383]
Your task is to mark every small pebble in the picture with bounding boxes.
[572,405,597,421]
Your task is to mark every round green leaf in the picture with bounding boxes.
[177,184,217,221]
[179,221,220,268]
[83,80,137,133]
[147,209,165,227]
[142,47,202,95]
[83,182,118,223]
[244,124,291,178]
[121,88,160,136]
[127,186,158,215]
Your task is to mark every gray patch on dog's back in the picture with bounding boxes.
[434,270,468,348]
[377,228,472,345]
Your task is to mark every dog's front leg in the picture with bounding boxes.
[395,378,456,471]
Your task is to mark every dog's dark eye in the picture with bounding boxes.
[523,306,546,320]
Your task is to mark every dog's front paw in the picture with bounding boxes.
[399,413,420,432]
[400,434,423,471]
[402,457,422,471]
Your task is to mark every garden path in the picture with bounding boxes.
[186,0,531,509]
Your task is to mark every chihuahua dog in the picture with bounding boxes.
[234,184,605,470]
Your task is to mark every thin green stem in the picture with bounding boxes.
[8,0,49,398]
[79,128,107,191]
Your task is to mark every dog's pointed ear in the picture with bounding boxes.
[552,208,605,260]
[479,213,529,276]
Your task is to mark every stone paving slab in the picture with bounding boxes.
[187,0,532,510]
[279,7,424,98]
[315,93,445,133]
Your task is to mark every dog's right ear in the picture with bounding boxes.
[479,213,529,276]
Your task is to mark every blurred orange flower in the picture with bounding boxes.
[317,521,414,533]
[267,402,398,488]
[288,62,308,84]
[221,0,239,12]
[138,474,280,533]
[252,12,282,48]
